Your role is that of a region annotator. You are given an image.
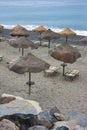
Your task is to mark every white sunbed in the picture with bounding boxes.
[64,69,79,81]
[44,66,59,77]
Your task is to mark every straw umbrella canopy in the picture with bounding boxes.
[32,25,47,45]
[8,37,38,56]
[0,25,4,30]
[49,43,81,75]
[80,37,87,44]
[10,24,29,37]
[10,29,29,37]
[9,53,50,95]
[11,24,27,31]
[0,25,4,35]
[40,29,60,48]
[59,28,76,43]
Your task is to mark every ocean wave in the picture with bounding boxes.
[2,24,87,36]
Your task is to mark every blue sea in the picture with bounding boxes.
[0,0,87,36]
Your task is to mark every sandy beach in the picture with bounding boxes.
[0,29,87,117]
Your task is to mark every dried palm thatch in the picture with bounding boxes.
[10,29,29,37]
[9,37,38,56]
[40,29,60,48]
[32,25,47,45]
[32,25,47,33]
[10,24,29,37]
[9,53,50,95]
[59,28,76,43]
[49,43,81,75]
[0,25,4,35]
[0,25,4,29]
[11,24,27,31]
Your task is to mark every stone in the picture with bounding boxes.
[0,113,38,130]
[28,125,48,130]
[49,106,64,122]
[0,93,42,117]
[54,126,70,130]
[0,119,19,130]
[37,111,53,128]
[50,106,61,116]
[54,113,65,121]
[37,120,53,129]
[0,97,16,104]
[53,120,77,130]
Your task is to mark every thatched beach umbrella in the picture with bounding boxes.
[49,43,81,76]
[10,29,29,37]
[0,25,4,35]
[9,37,38,56]
[40,29,60,48]
[10,24,29,37]
[0,25,4,29]
[11,24,27,31]
[80,37,87,44]
[59,28,76,43]
[32,25,47,45]
[9,53,50,95]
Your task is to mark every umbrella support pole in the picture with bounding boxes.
[29,72,31,95]
[48,40,50,48]
[22,48,24,56]
[61,63,67,76]
[39,32,42,46]
[63,66,65,76]
[66,36,68,43]
[19,48,21,52]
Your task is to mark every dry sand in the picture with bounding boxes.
[0,30,87,117]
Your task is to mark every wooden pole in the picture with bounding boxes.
[48,39,50,48]
[22,48,24,56]
[29,72,31,95]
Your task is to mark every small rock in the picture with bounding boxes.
[54,113,65,121]
[50,106,61,116]
[0,97,16,104]
[28,125,48,130]
[50,106,63,122]
[0,119,19,130]
[53,120,76,130]
[55,126,70,130]
[37,111,53,128]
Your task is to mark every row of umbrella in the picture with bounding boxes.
[1,24,86,45]
[5,24,77,48]
[32,25,77,48]
[9,43,81,95]
[0,24,82,95]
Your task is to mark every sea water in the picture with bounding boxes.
[0,0,87,36]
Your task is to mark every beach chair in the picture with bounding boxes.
[64,69,79,81]
[0,55,3,61]
[44,66,59,77]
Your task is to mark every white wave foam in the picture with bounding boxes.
[2,24,87,36]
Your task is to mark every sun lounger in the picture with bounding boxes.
[44,66,59,77]
[0,55,3,61]
[64,69,79,81]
